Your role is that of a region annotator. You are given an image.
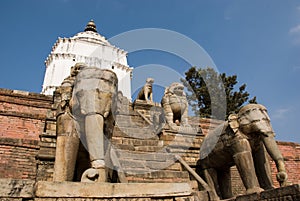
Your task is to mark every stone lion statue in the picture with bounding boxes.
[161,82,189,130]
[136,78,154,102]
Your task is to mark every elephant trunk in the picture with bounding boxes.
[262,136,287,186]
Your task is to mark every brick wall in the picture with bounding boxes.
[0,89,52,179]
[0,138,39,179]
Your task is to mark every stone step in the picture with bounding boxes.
[115,114,149,127]
[166,147,200,166]
[115,150,175,162]
[126,177,189,183]
[134,145,164,152]
[110,143,164,153]
[40,132,56,138]
[112,137,160,147]
[38,141,56,148]
[111,143,135,151]
[160,133,203,144]
[125,170,190,183]
[118,159,182,171]
[113,126,158,139]
[160,133,203,150]
[115,118,147,127]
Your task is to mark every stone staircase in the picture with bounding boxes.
[109,103,205,187]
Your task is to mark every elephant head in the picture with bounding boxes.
[72,67,118,118]
[237,104,273,135]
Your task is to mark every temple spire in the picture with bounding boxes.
[84,19,97,33]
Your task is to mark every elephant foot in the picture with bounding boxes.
[246,187,264,195]
[91,159,105,169]
[81,167,106,183]
[276,171,288,187]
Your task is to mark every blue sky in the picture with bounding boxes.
[0,0,299,143]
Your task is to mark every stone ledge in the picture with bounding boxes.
[260,184,300,199]
[0,137,39,149]
[0,110,47,120]
[35,182,192,198]
[234,184,300,201]
[0,179,35,198]
[0,88,53,101]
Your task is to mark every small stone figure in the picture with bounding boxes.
[136,78,154,102]
[53,63,85,182]
[161,82,189,130]
[197,104,288,200]
[72,67,118,182]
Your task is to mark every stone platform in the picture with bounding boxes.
[35,181,192,198]
[1,179,299,201]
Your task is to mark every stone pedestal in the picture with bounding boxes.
[35,182,192,198]
[1,179,299,201]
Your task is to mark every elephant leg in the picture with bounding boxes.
[53,135,79,181]
[53,114,80,182]
[204,168,220,200]
[217,168,233,199]
[84,114,106,182]
[232,139,263,194]
[196,166,220,200]
[253,142,274,190]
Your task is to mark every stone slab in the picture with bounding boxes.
[0,179,34,198]
[234,184,300,201]
[260,184,300,199]
[35,182,192,198]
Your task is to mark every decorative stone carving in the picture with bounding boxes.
[197,104,288,200]
[53,63,118,183]
[136,78,154,102]
[161,82,189,130]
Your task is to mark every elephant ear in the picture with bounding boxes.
[228,114,239,134]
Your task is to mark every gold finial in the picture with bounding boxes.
[84,19,97,32]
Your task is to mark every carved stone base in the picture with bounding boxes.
[0,179,299,201]
[35,181,192,198]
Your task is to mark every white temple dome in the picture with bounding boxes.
[41,20,132,99]
[72,20,110,45]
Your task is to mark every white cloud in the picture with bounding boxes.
[289,24,300,45]
[271,108,290,119]
[293,66,300,71]
[289,25,300,34]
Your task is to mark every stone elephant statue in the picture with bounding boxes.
[72,67,118,182]
[53,64,118,183]
[197,104,287,199]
